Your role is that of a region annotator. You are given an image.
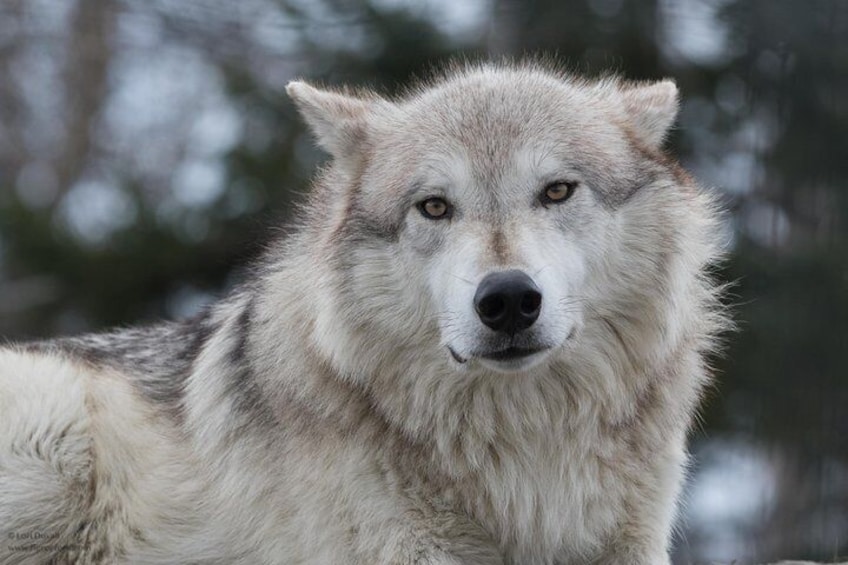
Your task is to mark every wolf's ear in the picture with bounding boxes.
[286,81,376,159]
[620,79,679,149]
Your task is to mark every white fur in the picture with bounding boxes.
[1,63,726,564]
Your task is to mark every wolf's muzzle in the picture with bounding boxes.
[474,270,542,336]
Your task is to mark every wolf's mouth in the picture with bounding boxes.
[479,346,545,361]
[448,346,467,364]
[447,345,547,365]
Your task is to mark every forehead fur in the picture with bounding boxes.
[396,66,621,153]
[360,65,667,208]
[394,62,676,145]
[291,62,677,156]
[290,62,681,234]
[402,63,607,113]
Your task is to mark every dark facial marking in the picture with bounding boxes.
[490,229,508,263]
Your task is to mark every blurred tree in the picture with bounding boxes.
[699,0,848,559]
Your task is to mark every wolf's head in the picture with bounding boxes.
[286,64,719,378]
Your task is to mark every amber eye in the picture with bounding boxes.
[418,197,451,220]
[541,181,577,205]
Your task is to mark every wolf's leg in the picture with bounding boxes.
[0,349,97,564]
[590,535,672,565]
[589,441,686,565]
[354,508,504,565]
[589,508,675,565]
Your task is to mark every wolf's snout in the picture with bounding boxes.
[474,270,542,335]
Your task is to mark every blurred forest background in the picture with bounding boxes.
[0,0,846,562]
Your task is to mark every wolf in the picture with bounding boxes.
[0,62,727,564]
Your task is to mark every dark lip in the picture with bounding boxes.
[478,346,546,361]
[448,345,550,364]
[448,346,467,364]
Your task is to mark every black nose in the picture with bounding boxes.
[473,270,542,335]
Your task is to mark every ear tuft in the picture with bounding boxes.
[620,79,679,148]
[286,80,374,159]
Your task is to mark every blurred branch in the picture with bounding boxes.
[0,0,25,171]
[52,0,116,200]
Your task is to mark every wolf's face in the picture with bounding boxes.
[288,67,679,374]
[379,112,602,373]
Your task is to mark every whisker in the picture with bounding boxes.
[533,264,551,278]
[449,273,475,286]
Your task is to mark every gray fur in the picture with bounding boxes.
[0,62,728,564]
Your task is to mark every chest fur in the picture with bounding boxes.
[442,424,632,564]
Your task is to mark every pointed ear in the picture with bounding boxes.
[620,79,679,148]
[286,81,375,159]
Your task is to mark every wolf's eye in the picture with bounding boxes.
[540,181,577,206]
[418,197,451,220]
